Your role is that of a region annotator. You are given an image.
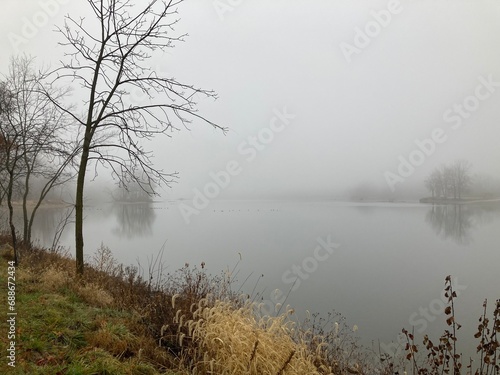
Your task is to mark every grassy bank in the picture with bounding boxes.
[0,237,371,375]
[0,243,179,374]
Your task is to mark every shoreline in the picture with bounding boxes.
[4,197,500,209]
[419,197,500,204]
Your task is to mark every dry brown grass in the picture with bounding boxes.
[170,298,333,374]
[0,242,14,260]
[25,257,114,307]
[40,265,71,290]
[87,321,136,357]
[77,282,114,307]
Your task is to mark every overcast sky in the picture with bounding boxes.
[1,0,500,200]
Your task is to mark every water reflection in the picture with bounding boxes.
[425,202,500,245]
[0,205,74,248]
[110,203,156,238]
[1,201,157,246]
[33,206,75,247]
[425,205,474,244]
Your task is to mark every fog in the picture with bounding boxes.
[2,0,500,201]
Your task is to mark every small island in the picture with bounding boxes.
[420,160,500,204]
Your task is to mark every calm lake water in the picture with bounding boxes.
[5,199,500,360]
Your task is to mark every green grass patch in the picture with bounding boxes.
[0,256,180,374]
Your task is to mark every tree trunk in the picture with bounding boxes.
[27,196,43,247]
[75,134,91,275]
[6,170,18,266]
[22,166,31,246]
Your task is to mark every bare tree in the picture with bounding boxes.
[0,83,20,263]
[0,56,76,262]
[48,0,226,274]
[0,83,11,207]
[441,164,455,199]
[450,159,472,200]
[425,169,444,199]
[425,161,473,201]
